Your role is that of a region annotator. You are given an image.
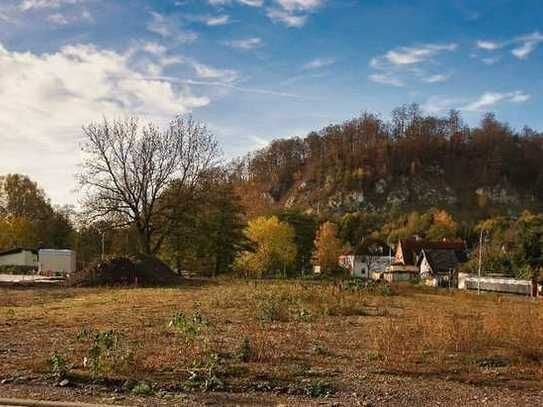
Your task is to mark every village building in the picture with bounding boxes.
[339,240,392,279]
[0,248,38,268]
[0,247,77,276]
[38,249,77,276]
[339,251,391,279]
[381,238,467,284]
[418,248,461,287]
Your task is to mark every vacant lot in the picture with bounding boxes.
[1,280,543,406]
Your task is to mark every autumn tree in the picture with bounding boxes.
[313,221,343,274]
[0,174,74,249]
[234,216,297,278]
[426,209,458,240]
[79,116,220,257]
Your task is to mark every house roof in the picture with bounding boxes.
[0,247,38,257]
[399,239,467,265]
[418,249,460,274]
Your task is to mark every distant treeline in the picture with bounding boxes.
[229,105,543,218]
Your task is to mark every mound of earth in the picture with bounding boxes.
[75,255,182,286]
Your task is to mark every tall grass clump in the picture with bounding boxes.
[371,298,543,367]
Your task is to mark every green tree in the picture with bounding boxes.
[277,209,318,275]
[338,211,383,248]
[511,212,543,279]
[159,171,247,277]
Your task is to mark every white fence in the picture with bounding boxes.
[458,273,536,296]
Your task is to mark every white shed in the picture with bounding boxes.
[39,249,76,275]
[0,248,38,267]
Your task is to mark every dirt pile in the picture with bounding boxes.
[75,256,182,286]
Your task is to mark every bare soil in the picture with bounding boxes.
[1,280,542,406]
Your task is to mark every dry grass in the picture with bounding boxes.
[1,281,543,395]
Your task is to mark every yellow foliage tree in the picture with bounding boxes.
[0,215,37,249]
[427,209,458,240]
[235,216,297,278]
[313,221,343,274]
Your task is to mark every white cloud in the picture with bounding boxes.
[421,95,463,114]
[370,43,456,87]
[276,0,324,11]
[184,13,230,26]
[422,74,450,83]
[147,11,198,43]
[0,42,209,204]
[206,14,230,25]
[512,31,543,59]
[267,0,325,27]
[44,9,93,25]
[302,57,334,70]
[238,0,264,5]
[481,56,500,65]
[223,37,263,50]
[368,74,404,87]
[191,62,239,83]
[141,42,168,56]
[208,0,324,27]
[208,0,263,7]
[476,40,502,50]
[463,91,531,112]
[474,32,543,61]
[19,0,85,11]
[423,91,531,114]
[376,43,457,66]
[46,12,68,25]
[266,8,307,27]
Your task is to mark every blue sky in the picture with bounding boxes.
[0,0,542,204]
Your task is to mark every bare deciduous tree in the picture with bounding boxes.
[79,115,220,256]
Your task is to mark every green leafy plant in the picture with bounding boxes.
[303,380,335,398]
[236,336,252,362]
[295,307,312,322]
[168,310,209,337]
[48,351,68,378]
[132,382,153,395]
[77,327,133,378]
[186,353,225,392]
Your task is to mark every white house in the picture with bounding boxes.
[339,241,392,279]
[417,249,460,287]
[339,254,391,278]
[39,249,77,275]
[0,248,38,268]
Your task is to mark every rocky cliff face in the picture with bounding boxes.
[278,174,528,218]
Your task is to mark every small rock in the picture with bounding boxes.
[59,379,70,387]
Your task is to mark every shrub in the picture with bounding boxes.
[302,380,335,398]
[255,293,291,322]
[77,327,133,378]
[132,382,153,395]
[186,353,225,392]
[236,337,252,363]
[168,310,209,337]
[48,351,68,378]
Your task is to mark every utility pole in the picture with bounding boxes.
[477,229,484,295]
[101,232,106,262]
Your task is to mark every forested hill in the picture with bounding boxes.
[230,105,543,221]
